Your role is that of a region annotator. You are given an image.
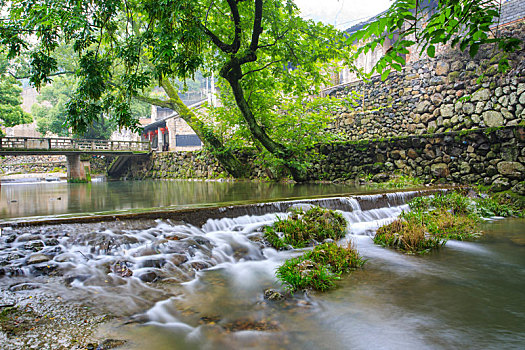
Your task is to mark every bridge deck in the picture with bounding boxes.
[0,137,151,156]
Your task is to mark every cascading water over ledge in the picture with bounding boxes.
[0,188,444,312]
[1,188,448,228]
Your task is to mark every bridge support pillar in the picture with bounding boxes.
[66,155,91,182]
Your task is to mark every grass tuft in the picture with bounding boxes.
[374,217,445,254]
[276,241,365,292]
[374,190,525,254]
[264,206,347,249]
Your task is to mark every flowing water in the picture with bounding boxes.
[1,190,524,349]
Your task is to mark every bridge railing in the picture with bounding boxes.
[0,137,151,152]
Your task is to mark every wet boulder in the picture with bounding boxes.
[26,253,51,265]
[31,262,59,276]
[136,270,160,283]
[264,289,285,301]
[23,241,44,252]
[168,253,188,266]
[111,261,133,277]
[140,258,166,268]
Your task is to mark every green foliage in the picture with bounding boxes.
[408,191,474,215]
[264,206,347,249]
[33,76,149,139]
[276,256,337,292]
[0,0,354,181]
[370,174,423,189]
[374,217,445,254]
[0,56,32,128]
[474,196,525,218]
[352,0,522,79]
[375,190,525,254]
[402,209,480,241]
[276,241,365,292]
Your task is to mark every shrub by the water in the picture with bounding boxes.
[374,217,445,254]
[276,242,365,292]
[264,207,347,249]
[372,174,423,189]
[474,195,525,218]
[402,209,481,241]
[408,191,474,215]
[374,191,524,254]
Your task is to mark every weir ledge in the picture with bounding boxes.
[1,187,456,228]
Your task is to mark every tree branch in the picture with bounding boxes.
[8,71,74,80]
[203,26,234,53]
[134,94,172,109]
[241,59,284,78]
[250,0,263,52]
[258,29,290,49]
[226,0,241,53]
[237,0,263,65]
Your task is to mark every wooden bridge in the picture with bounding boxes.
[0,137,151,182]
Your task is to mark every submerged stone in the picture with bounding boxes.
[264,289,285,301]
[26,253,51,265]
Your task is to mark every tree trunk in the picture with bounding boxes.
[152,79,247,178]
[222,64,307,182]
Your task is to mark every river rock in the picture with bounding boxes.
[472,88,491,102]
[264,289,285,301]
[137,270,160,283]
[491,177,511,192]
[24,241,44,252]
[435,61,450,76]
[430,163,450,178]
[482,111,504,127]
[112,261,133,277]
[26,253,51,265]
[497,161,525,179]
[169,253,188,266]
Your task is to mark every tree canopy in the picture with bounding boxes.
[0,0,520,180]
[0,0,348,180]
[32,75,149,139]
[0,56,31,134]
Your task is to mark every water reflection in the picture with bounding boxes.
[0,180,363,219]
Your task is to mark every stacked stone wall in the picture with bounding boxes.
[0,155,111,175]
[308,126,525,194]
[327,21,525,140]
[0,155,66,174]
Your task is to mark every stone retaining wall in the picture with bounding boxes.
[0,155,111,175]
[308,126,525,193]
[124,126,524,195]
[326,21,525,140]
[0,155,67,174]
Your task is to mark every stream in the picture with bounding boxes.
[1,187,524,349]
